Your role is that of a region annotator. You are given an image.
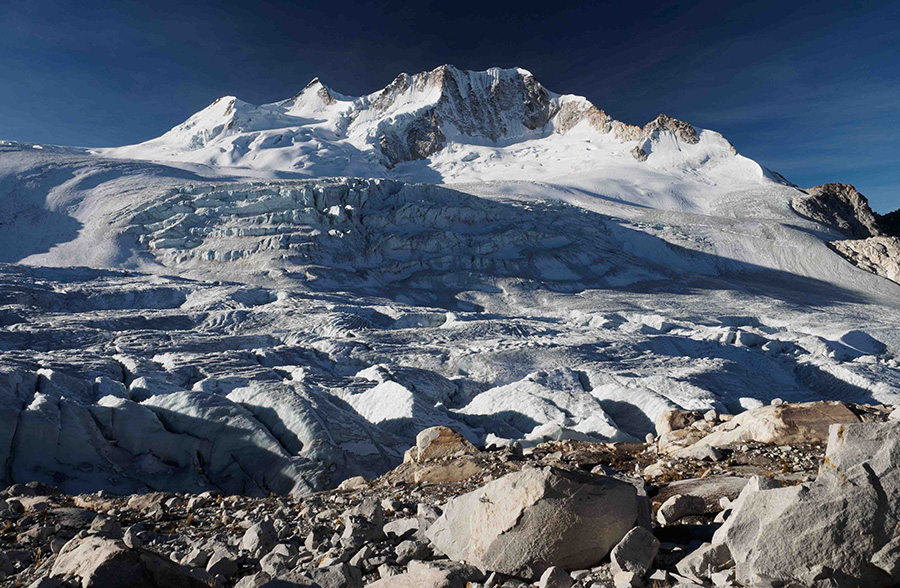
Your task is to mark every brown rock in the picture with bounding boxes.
[410,426,478,463]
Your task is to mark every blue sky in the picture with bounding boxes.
[1,0,897,210]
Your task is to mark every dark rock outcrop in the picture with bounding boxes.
[793,183,882,239]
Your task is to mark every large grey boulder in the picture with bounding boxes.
[50,535,207,588]
[425,466,638,577]
[679,421,900,587]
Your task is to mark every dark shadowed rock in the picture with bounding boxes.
[793,183,882,239]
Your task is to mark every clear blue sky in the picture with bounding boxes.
[1,0,897,210]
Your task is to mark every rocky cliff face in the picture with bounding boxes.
[792,184,900,285]
[792,183,882,239]
[831,236,900,284]
[371,66,556,165]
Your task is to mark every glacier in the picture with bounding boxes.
[0,65,898,496]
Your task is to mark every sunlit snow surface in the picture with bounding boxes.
[1,71,899,496]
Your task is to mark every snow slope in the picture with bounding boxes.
[0,66,898,496]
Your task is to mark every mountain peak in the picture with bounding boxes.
[292,77,336,104]
[643,114,700,145]
[105,65,760,182]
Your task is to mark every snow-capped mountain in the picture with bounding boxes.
[1,66,899,497]
[103,65,767,194]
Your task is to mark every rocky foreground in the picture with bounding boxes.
[2,400,899,588]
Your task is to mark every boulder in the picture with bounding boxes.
[407,426,478,463]
[655,409,701,436]
[50,535,207,588]
[675,542,733,584]
[610,527,659,577]
[206,547,239,578]
[241,520,277,556]
[656,494,706,525]
[654,476,749,516]
[259,544,297,577]
[538,566,573,588]
[425,466,638,577]
[679,421,900,587]
[366,567,462,588]
[309,563,363,588]
[337,476,368,491]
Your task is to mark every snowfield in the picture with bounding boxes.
[0,65,898,496]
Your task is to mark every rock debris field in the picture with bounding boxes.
[3,401,900,588]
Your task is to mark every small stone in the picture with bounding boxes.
[610,527,659,577]
[182,547,210,569]
[259,543,297,576]
[349,544,373,568]
[50,537,69,554]
[206,548,238,579]
[675,542,732,583]
[416,503,441,528]
[240,520,277,556]
[338,476,368,491]
[656,494,706,526]
[538,566,573,588]
[647,569,668,582]
[378,563,402,578]
[90,516,123,539]
[395,539,430,565]
[234,572,271,588]
[309,563,363,588]
[678,444,723,462]
[613,570,641,588]
[384,517,418,539]
[123,525,145,549]
[306,526,331,552]
[342,515,384,548]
